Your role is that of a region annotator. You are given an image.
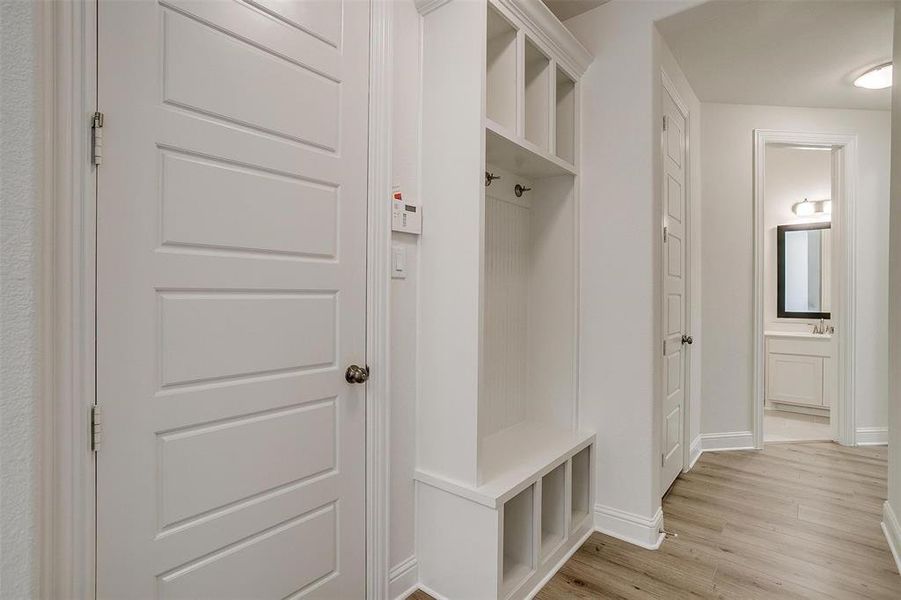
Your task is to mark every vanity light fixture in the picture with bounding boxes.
[793,198,815,216]
[792,197,831,217]
[853,62,892,90]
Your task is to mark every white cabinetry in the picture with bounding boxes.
[414,1,593,598]
[765,333,834,412]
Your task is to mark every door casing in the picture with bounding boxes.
[659,69,694,493]
[41,1,393,596]
[752,130,858,448]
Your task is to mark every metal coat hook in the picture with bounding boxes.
[485,171,501,187]
[514,184,532,197]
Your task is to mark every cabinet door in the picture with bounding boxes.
[767,353,825,407]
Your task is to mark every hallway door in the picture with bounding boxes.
[95,1,369,596]
[661,83,688,493]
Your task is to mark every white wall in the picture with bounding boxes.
[701,103,891,436]
[388,0,421,588]
[0,0,42,597]
[763,147,832,330]
[885,0,901,560]
[564,0,702,540]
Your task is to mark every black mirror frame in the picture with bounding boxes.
[777,222,831,319]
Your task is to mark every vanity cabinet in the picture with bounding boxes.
[765,333,833,411]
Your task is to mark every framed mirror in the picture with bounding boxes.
[777,223,831,319]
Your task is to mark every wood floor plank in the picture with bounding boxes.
[408,442,900,599]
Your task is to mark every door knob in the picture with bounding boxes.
[681,335,693,345]
[345,364,370,384]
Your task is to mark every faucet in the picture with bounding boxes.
[812,318,833,335]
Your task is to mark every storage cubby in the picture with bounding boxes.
[486,5,517,132]
[555,67,576,165]
[524,38,550,150]
[571,446,591,530]
[416,2,592,597]
[540,463,566,560]
[503,485,535,593]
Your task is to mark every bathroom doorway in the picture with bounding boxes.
[753,131,857,447]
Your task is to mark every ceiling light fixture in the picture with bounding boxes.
[854,62,892,90]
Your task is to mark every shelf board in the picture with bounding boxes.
[486,119,577,178]
[414,422,594,508]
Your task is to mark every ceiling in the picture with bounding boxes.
[656,1,894,111]
[543,0,608,22]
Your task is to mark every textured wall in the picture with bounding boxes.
[0,1,41,598]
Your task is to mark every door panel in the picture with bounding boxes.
[661,87,687,493]
[96,1,368,597]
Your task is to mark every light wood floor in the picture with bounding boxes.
[410,442,900,599]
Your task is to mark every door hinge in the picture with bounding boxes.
[91,111,104,166]
[663,115,668,131]
[663,225,668,242]
[661,453,666,467]
[90,405,102,452]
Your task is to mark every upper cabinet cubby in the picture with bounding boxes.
[523,39,551,151]
[555,67,576,164]
[486,5,517,131]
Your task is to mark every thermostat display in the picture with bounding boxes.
[392,187,421,235]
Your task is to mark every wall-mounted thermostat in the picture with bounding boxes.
[392,186,421,235]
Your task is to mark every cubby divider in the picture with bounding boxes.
[540,463,566,561]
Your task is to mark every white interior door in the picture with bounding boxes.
[661,85,687,493]
[96,1,369,597]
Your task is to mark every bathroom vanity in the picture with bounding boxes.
[765,331,834,414]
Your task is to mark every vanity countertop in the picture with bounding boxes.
[764,330,832,340]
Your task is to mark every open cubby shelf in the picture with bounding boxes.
[524,39,550,150]
[486,120,575,177]
[540,463,566,560]
[502,485,535,593]
[555,67,576,164]
[486,5,517,131]
[571,446,591,530]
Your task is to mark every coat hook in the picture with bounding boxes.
[514,184,532,197]
[485,171,501,187]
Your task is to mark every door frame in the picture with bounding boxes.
[42,1,393,596]
[659,70,694,487]
[752,129,857,448]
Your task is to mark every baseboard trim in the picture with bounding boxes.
[389,556,419,600]
[881,501,901,575]
[593,504,664,550]
[856,427,888,446]
[701,431,754,452]
[686,435,702,470]
[416,583,448,600]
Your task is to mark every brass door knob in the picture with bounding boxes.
[345,364,370,384]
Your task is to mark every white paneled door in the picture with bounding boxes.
[96,1,369,597]
[661,84,688,493]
